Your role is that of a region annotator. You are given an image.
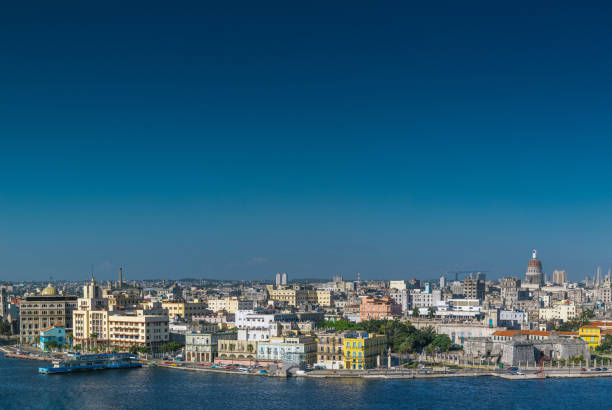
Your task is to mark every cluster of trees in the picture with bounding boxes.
[596,335,612,353]
[318,319,453,354]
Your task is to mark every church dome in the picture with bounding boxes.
[41,284,57,296]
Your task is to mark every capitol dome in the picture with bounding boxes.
[524,249,544,288]
[527,257,542,271]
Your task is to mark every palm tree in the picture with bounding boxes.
[90,333,98,352]
[427,308,436,319]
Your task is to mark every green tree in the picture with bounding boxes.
[427,307,436,319]
[161,341,182,353]
[596,335,612,353]
[412,307,420,317]
[428,334,452,353]
[0,320,12,335]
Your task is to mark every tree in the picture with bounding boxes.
[46,340,59,351]
[428,334,452,353]
[74,344,82,352]
[0,320,12,335]
[579,309,595,325]
[413,307,420,318]
[161,341,182,353]
[596,335,612,353]
[427,308,436,319]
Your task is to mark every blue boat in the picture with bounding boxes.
[39,353,142,374]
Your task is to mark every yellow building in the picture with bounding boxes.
[343,332,386,370]
[579,325,601,350]
[316,290,332,307]
[162,300,208,320]
[266,285,317,307]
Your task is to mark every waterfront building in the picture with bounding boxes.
[579,321,612,351]
[72,277,169,351]
[19,286,77,344]
[185,331,236,362]
[524,250,544,289]
[39,324,66,351]
[256,335,317,366]
[360,297,401,321]
[315,330,345,369]
[216,329,263,364]
[465,330,589,365]
[343,332,386,370]
[74,304,170,351]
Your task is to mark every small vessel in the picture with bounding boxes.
[39,353,142,374]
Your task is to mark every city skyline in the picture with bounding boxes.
[2,3,612,280]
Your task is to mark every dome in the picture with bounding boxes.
[528,259,542,269]
[41,284,57,296]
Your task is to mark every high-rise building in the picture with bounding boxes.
[275,272,281,286]
[281,272,288,285]
[552,270,567,285]
[462,278,485,300]
[0,287,7,320]
[524,250,544,289]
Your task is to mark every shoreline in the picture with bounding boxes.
[3,346,612,381]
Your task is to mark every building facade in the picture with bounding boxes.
[19,290,77,344]
[343,332,386,370]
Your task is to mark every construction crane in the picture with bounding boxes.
[444,270,489,281]
[538,355,550,378]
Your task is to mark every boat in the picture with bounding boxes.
[38,353,142,374]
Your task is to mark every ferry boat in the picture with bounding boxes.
[38,353,142,374]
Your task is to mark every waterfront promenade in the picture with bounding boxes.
[5,345,612,381]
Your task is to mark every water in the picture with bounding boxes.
[1,354,611,410]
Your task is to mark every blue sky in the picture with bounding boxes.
[1,1,611,281]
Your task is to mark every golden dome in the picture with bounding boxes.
[41,284,57,296]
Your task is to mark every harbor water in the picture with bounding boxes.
[1,353,610,409]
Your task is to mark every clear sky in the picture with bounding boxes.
[1,1,611,281]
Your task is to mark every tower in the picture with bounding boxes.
[0,287,6,319]
[524,249,544,289]
[119,266,123,289]
[275,272,281,286]
[596,266,602,288]
[281,272,287,285]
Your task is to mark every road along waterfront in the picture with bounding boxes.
[2,350,612,410]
